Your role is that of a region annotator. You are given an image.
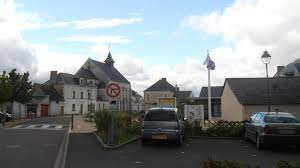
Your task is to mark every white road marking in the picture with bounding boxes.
[27,125,37,128]
[13,125,23,128]
[5,145,21,149]
[41,124,50,129]
[55,125,63,129]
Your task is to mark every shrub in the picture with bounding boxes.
[276,160,300,168]
[94,110,112,143]
[205,120,244,137]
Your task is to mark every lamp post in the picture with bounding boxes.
[261,50,272,113]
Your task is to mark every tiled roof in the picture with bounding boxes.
[40,85,64,101]
[90,58,130,84]
[75,68,97,80]
[174,91,192,103]
[225,77,300,105]
[44,73,78,85]
[199,86,223,99]
[144,78,175,92]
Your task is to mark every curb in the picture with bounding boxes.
[93,132,140,150]
[186,136,241,140]
[53,124,71,168]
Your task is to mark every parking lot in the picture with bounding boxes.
[66,134,300,168]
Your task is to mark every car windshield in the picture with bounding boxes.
[144,110,177,121]
[264,116,299,123]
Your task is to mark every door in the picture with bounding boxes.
[80,104,83,115]
[60,106,64,116]
[41,104,49,117]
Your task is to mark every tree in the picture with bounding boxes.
[0,69,33,105]
[0,71,12,105]
[8,69,33,104]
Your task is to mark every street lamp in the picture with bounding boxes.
[261,50,271,113]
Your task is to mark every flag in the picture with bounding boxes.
[203,53,216,70]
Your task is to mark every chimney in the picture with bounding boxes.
[277,66,285,73]
[50,71,57,80]
[175,85,179,92]
[162,78,166,82]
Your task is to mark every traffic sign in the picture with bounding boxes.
[106,83,121,98]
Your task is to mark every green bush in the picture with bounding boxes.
[276,160,300,168]
[184,120,244,137]
[94,110,141,145]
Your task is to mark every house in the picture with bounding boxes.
[274,58,300,77]
[29,84,64,117]
[144,78,176,111]
[197,86,222,120]
[131,90,144,113]
[144,78,192,111]
[32,52,131,116]
[221,77,300,121]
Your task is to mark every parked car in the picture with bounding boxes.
[244,112,300,149]
[0,111,12,122]
[141,107,185,145]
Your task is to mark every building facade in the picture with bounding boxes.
[221,77,300,121]
[31,52,131,116]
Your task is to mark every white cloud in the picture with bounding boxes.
[184,0,300,82]
[61,35,131,44]
[71,17,143,29]
[143,30,159,39]
[0,0,38,75]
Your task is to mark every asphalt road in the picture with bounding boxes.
[66,134,300,168]
[0,116,70,168]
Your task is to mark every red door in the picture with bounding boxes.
[41,105,49,117]
[60,106,64,116]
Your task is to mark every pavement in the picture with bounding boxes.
[66,134,300,168]
[0,116,71,168]
[70,115,96,133]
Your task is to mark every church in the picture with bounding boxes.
[30,52,131,117]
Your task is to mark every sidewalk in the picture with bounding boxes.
[71,115,97,133]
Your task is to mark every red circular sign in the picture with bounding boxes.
[106,83,121,98]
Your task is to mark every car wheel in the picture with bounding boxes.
[256,135,263,150]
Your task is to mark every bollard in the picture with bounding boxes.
[71,114,74,129]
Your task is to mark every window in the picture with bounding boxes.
[147,94,150,101]
[212,104,221,117]
[80,78,83,86]
[88,92,91,99]
[81,92,83,99]
[72,104,75,111]
[72,91,75,99]
[144,109,178,121]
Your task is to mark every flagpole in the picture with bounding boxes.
[208,68,212,122]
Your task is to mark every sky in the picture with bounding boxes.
[1,0,300,96]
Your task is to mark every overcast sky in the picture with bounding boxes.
[1,0,299,96]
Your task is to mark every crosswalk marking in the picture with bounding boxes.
[42,124,50,129]
[55,125,63,129]
[11,124,67,130]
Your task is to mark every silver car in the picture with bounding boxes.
[141,108,184,145]
[244,112,300,149]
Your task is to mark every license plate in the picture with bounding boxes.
[152,134,167,140]
[279,130,295,135]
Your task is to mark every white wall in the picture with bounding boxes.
[12,101,26,119]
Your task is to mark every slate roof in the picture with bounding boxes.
[75,68,97,80]
[225,77,300,105]
[44,73,78,85]
[40,85,64,101]
[90,58,130,84]
[199,86,223,99]
[144,78,175,92]
[174,91,192,103]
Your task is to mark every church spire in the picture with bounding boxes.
[104,51,115,66]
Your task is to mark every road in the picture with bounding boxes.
[66,133,300,168]
[0,116,70,168]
